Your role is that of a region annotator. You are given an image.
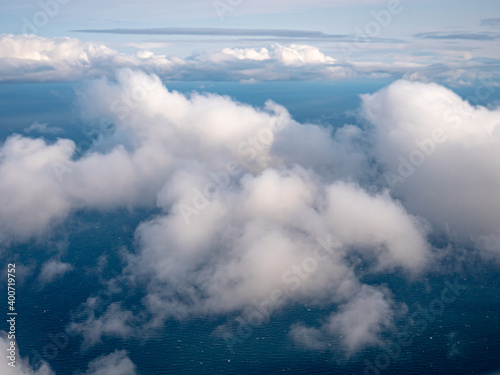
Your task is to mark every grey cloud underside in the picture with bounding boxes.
[414,32,500,41]
[73,27,346,39]
[481,18,500,27]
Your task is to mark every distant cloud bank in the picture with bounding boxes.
[1,34,499,85]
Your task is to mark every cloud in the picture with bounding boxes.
[129,168,429,321]
[2,34,499,85]
[69,71,430,345]
[0,69,437,351]
[211,44,336,65]
[5,70,500,356]
[24,121,64,135]
[415,32,499,41]
[0,34,349,82]
[0,70,435,354]
[290,285,398,354]
[69,302,135,348]
[0,135,76,242]
[0,34,177,82]
[0,333,136,375]
[362,79,500,260]
[0,333,54,375]
[82,351,136,375]
[481,18,500,27]
[73,27,345,39]
[38,259,72,283]
[402,65,500,88]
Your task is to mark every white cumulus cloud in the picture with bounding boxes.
[363,79,500,260]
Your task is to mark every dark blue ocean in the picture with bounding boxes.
[1,80,499,374]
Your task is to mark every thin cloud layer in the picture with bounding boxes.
[73,27,344,39]
[415,32,499,41]
[481,18,500,27]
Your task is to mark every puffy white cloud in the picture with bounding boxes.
[0,35,348,82]
[214,44,336,66]
[3,34,500,85]
[0,69,287,242]
[0,34,176,82]
[0,136,75,241]
[4,34,499,85]
[128,164,428,333]
[271,44,336,66]
[362,79,500,259]
[217,47,270,62]
[82,75,432,339]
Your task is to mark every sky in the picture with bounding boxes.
[1,1,500,375]
[0,0,499,84]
